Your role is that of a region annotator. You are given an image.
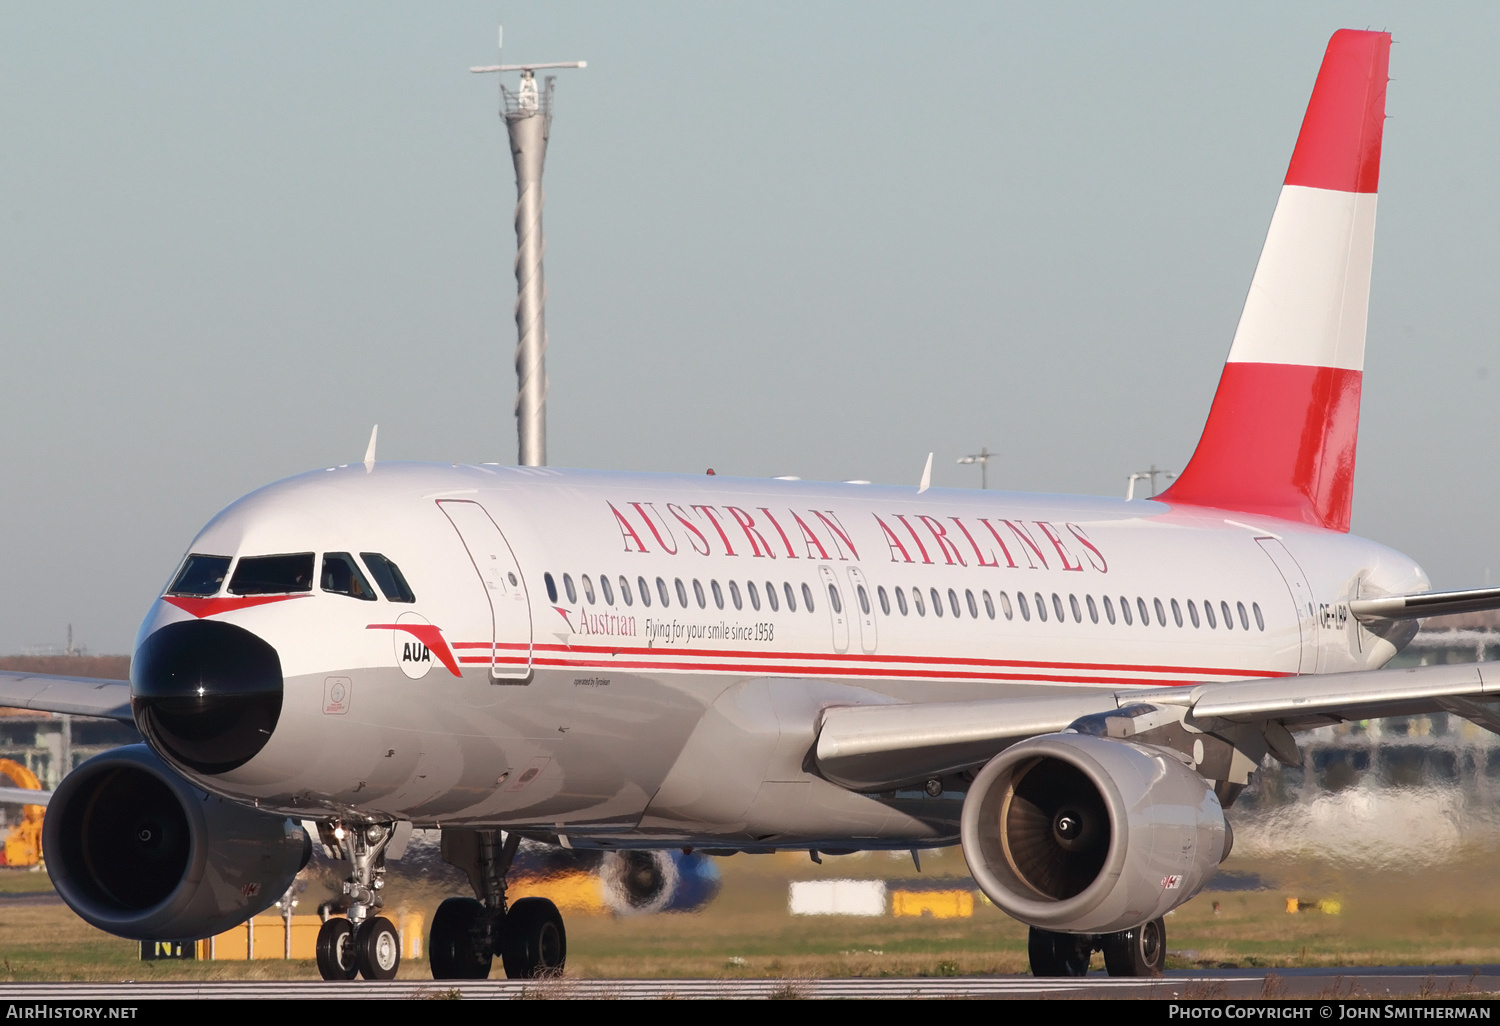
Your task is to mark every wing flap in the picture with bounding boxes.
[0,672,133,723]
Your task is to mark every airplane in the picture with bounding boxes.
[6,27,1499,982]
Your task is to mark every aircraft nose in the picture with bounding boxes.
[131,619,283,775]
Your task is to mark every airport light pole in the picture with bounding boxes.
[957,448,994,490]
[472,29,585,467]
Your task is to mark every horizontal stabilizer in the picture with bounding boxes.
[1348,587,1500,622]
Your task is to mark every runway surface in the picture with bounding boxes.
[0,967,1495,1000]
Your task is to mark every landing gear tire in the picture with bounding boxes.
[1027,926,1091,977]
[429,897,492,980]
[316,918,359,981]
[355,916,401,980]
[501,897,567,979]
[1101,917,1166,977]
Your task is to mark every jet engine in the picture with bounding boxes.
[43,744,309,941]
[960,732,1229,935]
[599,850,680,915]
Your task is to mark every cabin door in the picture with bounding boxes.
[438,499,533,681]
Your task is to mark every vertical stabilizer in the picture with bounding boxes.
[1158,30,1389,532]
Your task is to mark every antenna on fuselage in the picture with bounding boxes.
[363,424,378,473]
[472,27,586,467]
[918,453,934,494]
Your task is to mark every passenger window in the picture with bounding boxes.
[1237,601,1250,630]
[1086,595,1098,624]
[564,574,577,604]
[545,573,558,602]
[1034,593,1046,623]
[1170,598,1182,628]
[1154,598,1167,627]
[913,588,926,616]
[230,553,315,596]
[999,591,1014,620]
[1016,592,1030,621]
[1051,593,1065,622]
[1103,595,1115,624]
[360,553,415,602]
[692,579,706,609]
[619,576,633,606]
[729,580,742,610]
[639,576,652,607]
[1253,602,1265,630]
[168,554,231,597]
[826,584,841,614]
[858,585,871,616]
[1221,601,1233,630]
[1137,597,1151,626]
[878,586,891,616]
[582,575,596,604]
[659,577,673,607]
[802,582,815,612]
[1187,600,1200,628]
[321,553,377,601]
[1119,596,1132,626]
[766,582,779,612]
[931,588,944,618]
[1204,600,1216,628]
[600,575,614,605]
[785,582,798,612]
[711,580,724,610]
[896,587,909,615]
[966,590,979,619]
[948,589,961,618]
[1070,594,1082,623]
[749,581,762,611]
[983,590,995,619]
[674,578,688,607]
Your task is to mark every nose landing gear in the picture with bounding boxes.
[429,829,568,981]
[311,819,408,982]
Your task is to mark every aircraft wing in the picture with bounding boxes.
[0,672,132,724]
[814,661,1500,791]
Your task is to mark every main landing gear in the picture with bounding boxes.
[429,829,567,980]
[1028,918,1167,978]
[311,820,407,982]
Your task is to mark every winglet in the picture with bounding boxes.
[363,425,378,473]
[918,453,933,494]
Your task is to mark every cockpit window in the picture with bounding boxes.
[167,554,232,597]
[228,553,315,595]
[360,553,416,603]
[321,552,377,601]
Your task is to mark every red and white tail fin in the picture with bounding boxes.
[1158,30,1389,532]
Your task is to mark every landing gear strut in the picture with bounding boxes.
[429,829,568,980]
[1027,918,1167,978]
[311,820,406,981]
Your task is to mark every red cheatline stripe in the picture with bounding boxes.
[1283,29,1389,194]
[164,594,309,618]
[448,639,1276,679]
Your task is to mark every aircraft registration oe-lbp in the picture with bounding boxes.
[5,28,1497,983]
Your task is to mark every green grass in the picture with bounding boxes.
[6,846,1500,980]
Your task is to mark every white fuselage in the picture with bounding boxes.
[133,462,1427,849]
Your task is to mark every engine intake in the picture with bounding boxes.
[43,744,309,941]
[960,732,1228,934]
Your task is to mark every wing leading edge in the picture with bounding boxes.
[0,672,132,724]
[815,661,1500,792]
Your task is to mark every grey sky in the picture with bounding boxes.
[3,3,1498,654]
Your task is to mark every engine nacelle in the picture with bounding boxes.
[43,744,309,941]
[599,851,680,915]
[960,732,1228,934]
